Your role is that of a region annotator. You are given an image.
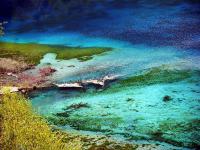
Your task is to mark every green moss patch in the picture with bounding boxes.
[0,42,111,64]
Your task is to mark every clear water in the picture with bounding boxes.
[1,1,200,149]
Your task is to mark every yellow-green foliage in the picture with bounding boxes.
[0,91,82,150]
[0,42,111,64]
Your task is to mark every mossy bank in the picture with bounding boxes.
[0,42,111,64]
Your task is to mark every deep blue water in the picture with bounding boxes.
[1,0,200,50]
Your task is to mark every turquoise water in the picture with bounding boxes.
[1,1,200,148]
[17,32,198,149]
[2,30,200,149]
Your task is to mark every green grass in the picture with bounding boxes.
[0,88,82,150]
[0,42,111,64]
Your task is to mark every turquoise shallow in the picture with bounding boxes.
[1,0,200,149]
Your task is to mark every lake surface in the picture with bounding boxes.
[1,1,200,149]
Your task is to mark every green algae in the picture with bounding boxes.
[54,103,90,118]
[0,42,111,64]
[139,119,200,148]
[47,115,123,133]
[102,67,198,94]
[64,103,90,111]
[120,67,193,87]
[48,102,123,132]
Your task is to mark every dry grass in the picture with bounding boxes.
[0,88,82,150]
[0,58,29,73]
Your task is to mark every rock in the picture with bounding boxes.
[163,95,172,102]
[67,65,75,67]
[54,82,83,89]
[126,98,134,102]
[21,89,26,93]
[7,72,18,78]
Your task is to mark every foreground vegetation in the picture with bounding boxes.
[0,88,145,150]
[0,88,82,150]
[0,42,111,64]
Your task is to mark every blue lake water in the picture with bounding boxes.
[1,0,200,149]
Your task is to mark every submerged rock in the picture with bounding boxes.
[67,65,75,67]
[55,111,70,117]
[163,95,172,102]
[126,98,135,102]
[64,102,90,110]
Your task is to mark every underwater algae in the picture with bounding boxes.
[102,66,199,94]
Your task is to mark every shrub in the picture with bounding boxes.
[0,90,82,150]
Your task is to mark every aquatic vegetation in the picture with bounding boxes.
[55,103,90,118]
[48,115,123,133]
[120,67,194,87]
[0,91,82,150]
[64,103,90,110]
[0,42,111,64]
[51,102,122,132]
[126,118,200,148]
[157,119,200,148]
[103,67,198,94]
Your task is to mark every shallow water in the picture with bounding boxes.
[1,0,200,149]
